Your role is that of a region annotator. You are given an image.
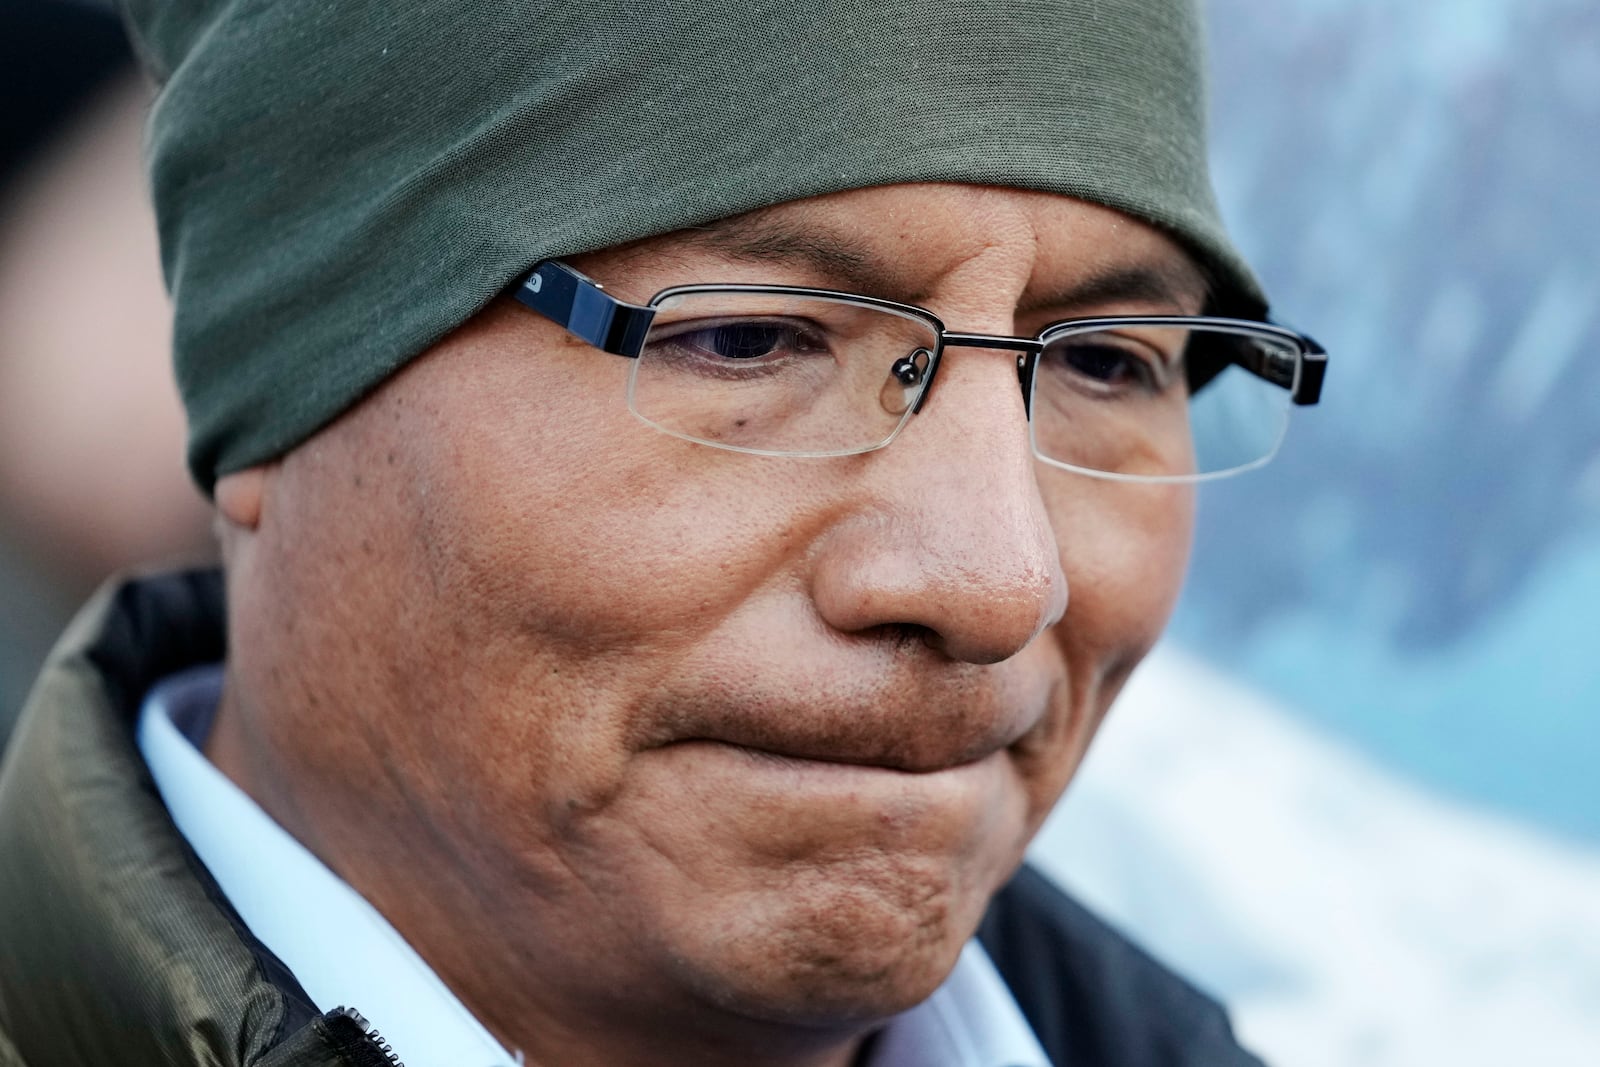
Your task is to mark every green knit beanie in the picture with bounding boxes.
[121,0,1266,491]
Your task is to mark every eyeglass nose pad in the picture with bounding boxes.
[1017,352,1035,418]
[880,347,934,416]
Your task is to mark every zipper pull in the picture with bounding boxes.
[329,1005,405,1067]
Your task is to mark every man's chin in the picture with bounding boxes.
[671,917,967,1031]
[533,737,1031,1032]
[646,853,998,1030]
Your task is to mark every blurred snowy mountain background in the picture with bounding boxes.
[1195,0,1599,842]
[1034,2,1599,1063]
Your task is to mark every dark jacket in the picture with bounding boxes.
[0,571,1265,1067]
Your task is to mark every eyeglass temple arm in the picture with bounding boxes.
[1281,323,1328,406]
[511,261,656,357]
[1187,321,1328,406]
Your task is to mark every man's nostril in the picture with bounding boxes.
[868,622,940,652]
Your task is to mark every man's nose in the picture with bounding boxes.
[810,348,1069,665]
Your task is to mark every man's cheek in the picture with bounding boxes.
[1048,483,1193,622]
[419,464,800,652]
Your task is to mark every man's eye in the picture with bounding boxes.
[669,320,826,361]
[1047,340,1162,391]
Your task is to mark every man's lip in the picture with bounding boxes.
[649,739,1012,814]
[650,698,1044,775]
[674,737,997,775]
[633,662,1057,775]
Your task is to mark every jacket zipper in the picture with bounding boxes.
[334,1006,406,1067]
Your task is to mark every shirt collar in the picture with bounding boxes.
[871,941,1053,1067]
[138,665,1051,1067]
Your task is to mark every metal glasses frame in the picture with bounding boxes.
[510,259,1328,478]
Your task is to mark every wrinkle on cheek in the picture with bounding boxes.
[529,770,736,936]
[1006,679,1094,829]
[538,758,633,835]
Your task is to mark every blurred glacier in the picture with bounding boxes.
[1174,0,1600,838]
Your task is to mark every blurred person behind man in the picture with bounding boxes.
[0,0,213,741]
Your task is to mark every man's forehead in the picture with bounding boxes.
[604,186,1212,315]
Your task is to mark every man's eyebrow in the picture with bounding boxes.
[1019,262,1211,317]
[677,217,1211,314]
[677,219,915,299]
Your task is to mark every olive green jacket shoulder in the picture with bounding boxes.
[0,572,397,1067]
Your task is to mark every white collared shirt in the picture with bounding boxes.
[139,666,1051,1067]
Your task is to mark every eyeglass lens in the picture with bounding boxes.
[1032,324,1295,479]
[631,291,937,457]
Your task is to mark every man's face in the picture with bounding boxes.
[223,183,1199,1049]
